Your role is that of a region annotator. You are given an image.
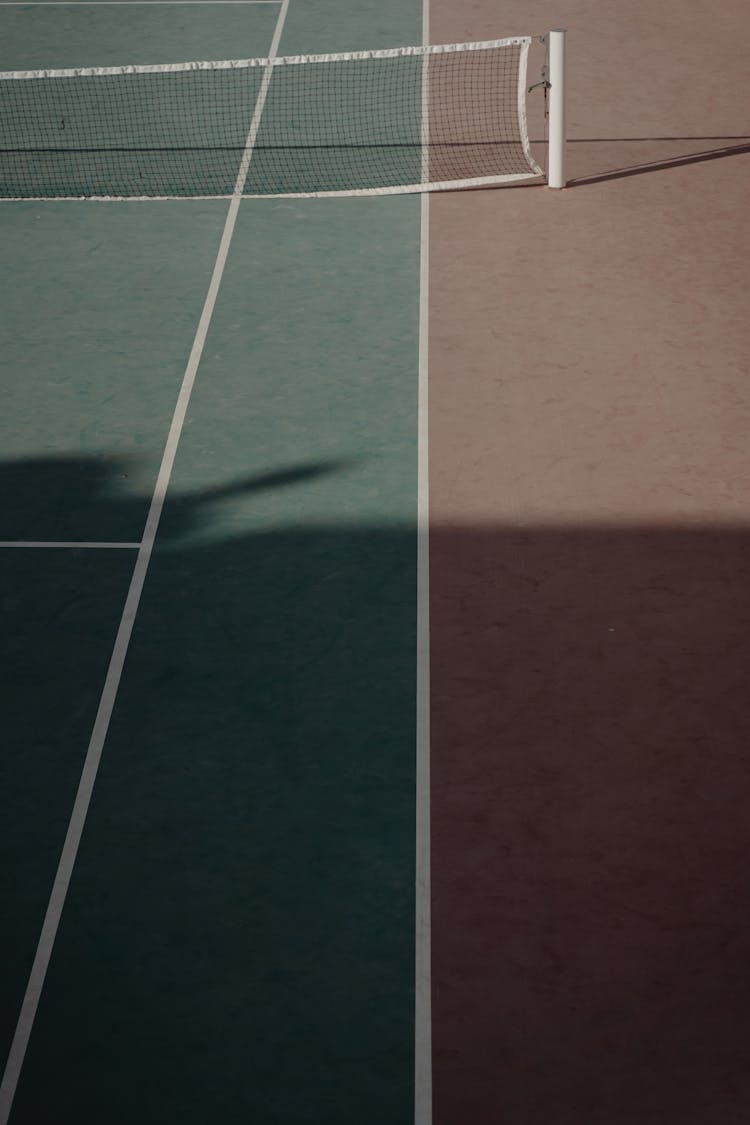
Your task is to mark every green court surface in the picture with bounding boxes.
[1,1,424,1121]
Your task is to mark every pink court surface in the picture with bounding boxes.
[429,0,750,1122]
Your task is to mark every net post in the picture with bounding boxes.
[547,28,567,188]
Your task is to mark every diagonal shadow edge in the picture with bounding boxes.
[567,140,750,186]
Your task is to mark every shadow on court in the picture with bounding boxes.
[0,452,416,1124]
[430,522,750,1125]
[3,454,750,1124]
[564,135,750,186]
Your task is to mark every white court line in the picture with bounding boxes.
[0,2,290,1121]
[0,541,140,548]
[414,0,432,1120]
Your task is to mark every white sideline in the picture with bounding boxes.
[0,3,290,1122]
[414,2,432,1122]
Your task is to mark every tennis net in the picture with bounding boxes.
[0,39,543,200]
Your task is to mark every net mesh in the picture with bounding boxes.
[0,40,543,200]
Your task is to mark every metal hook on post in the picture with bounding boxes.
[528,63,550,120]
[528,64,550,95]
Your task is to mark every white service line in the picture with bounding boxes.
[414,2,432,1122]
[0,541,140,548]
[0,2,290,1121]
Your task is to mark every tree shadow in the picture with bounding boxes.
[0,453,358,543]
[3,453,750,1123]
[1,452,416,1125]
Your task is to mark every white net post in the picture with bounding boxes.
[547,28,567,188]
